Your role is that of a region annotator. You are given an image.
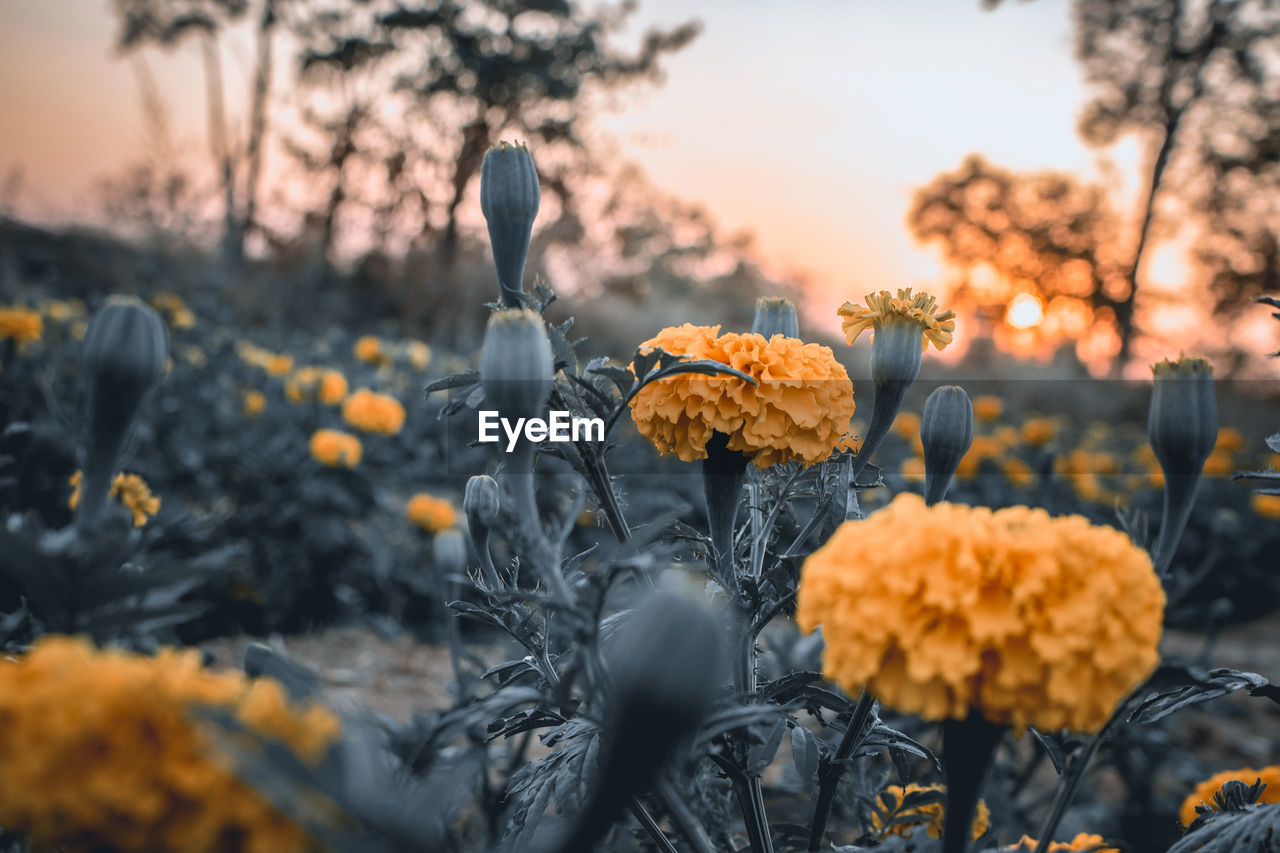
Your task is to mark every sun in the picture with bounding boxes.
[1005,293,1044,329]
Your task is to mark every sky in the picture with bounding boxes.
[0,0,1176,349]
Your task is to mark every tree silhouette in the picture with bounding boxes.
[281,0,699,263]
[909,154,1134,363]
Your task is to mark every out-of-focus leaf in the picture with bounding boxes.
[1129,664,1280,724]
[1168,800,1280,853]
[790,724,819,787]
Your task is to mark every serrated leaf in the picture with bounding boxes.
[424,371,480,396]
[1266,432,1280,454]
[1129,665,1280,724]
[790,725,819,787]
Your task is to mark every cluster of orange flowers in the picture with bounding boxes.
[341,389,406,435]
[0,635,340,853]
[309,429,363,468]
[0,306,43,345]
[870,783,989,841]
[797,493,1164,732]
[406,493,457,533]
[1179,765,1280,826]
[284,366,350,406]
[68,470,161,526]
[149,292,196,329]
[236,341,294,377]
[1002,834,1118,852]
[628,324,855,468]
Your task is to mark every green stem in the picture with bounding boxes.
[1036,709,1123,845]
[1153,472,1201,577]
[702,434,749,589]
[941,715,1006,853]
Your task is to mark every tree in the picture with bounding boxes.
[281,0,700,262]
[909,155,1134,364]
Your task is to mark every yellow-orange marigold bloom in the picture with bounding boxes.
[244,390,266,417]
[405,340,432,371]
[406,493,457,533]
[354,335,387,365]
[1002,458,1035,488]
[1215,427,1245,453]
[1202,449,1234,478]
[309,429,362,468]
[341,389,406,435]
[796,493,1164,732]
[870,783,989,840]
[69,470,161,526]
[1005,834,1119,852]
[318,370,349,405]
[1022,417,1057,447]
[1252,493,1280,520]
[837,288,955,352]
[0,307,43,344]
[892,411,921,441]
[973,395,1003,423]
[628,325,855,468]
[0,635,338,853]
[900,456,926,483]
[265,354,293,376]
[1179,765,1280,827]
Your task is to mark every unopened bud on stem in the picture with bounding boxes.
[480,142,540,308]
[920,385,973,505]
[751,297,800,340]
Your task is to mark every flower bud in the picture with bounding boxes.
[78,297,168,527]
[480,308,554,422]
[558,593,722,853]
[1147,356,1217,576]
[751,297,799,339]
[432,528,468,576]
[1148,356,1217,477]
[480,141,540,308]
[463,474,502,529]
[920,386,974,505]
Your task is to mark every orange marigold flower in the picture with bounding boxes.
[341,389,406,435]
[1005,833,1119,852]
[1215,426,1245,453]
[1252,493,1280,520]
[265,354,293,376]
[309,429,362,468]
[0,307,43,345]
[900,456,926,483]
[406,493,457,533]
[1202,449,1234,478]
[870,783,989,841]
[628,324,855,468]
[354,335,387,365]
[892,411,921,440]
[973,395,1003,423]
[318,370,349,405]
[1002,458,1035,488]
[837,288,955,352]
[1179,766,1280,826]
[404,340,432,371]
[1022,417,1057,447]
[0,635,339,853]
[796,493,1164,732]
[244,390,266,417]
[68,470,161,526]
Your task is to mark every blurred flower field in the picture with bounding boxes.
[0,144,1279,853]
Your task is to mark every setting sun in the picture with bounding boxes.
[1005,293,1044,329]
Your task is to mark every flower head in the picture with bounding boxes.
[1004,834,1119,852]
[870,783,989,841]
[244,390,266,417]
[797,493,1164,732]
[341,389,406,435]
[0,307,43,344]
[0,635,339,853]
[68,470,161,527]
[628,324,855,468]
[406,493,457,533]
[973,395,1003,423]
[837,288,955,353]
[1179,766,1280,827]
[354,336,388,366]
[309,429,362,468]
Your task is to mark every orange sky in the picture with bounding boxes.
[5,0,1275,372]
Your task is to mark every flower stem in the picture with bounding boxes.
[702,434,749,589]
[1036,709,1123,844]
[941,714,1006,853]
[807,689,876,851]
[1152,472,1201,577]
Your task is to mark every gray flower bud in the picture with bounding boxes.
[751,297,800,339]
[463,474,502,529]
[480,308,554,422]
[432,528,468,576]
[920,385,973,505]
[480,142,540,308]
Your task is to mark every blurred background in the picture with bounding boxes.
[3,0,1279,379]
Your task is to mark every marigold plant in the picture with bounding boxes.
[0,635,340,853]
[341,389,406,435]
[309,429,362,468]
[796,493,1164,732]
[870,783,989,841]
[318,370,349,405]
[1179,765,1280,826]
[628,324,855,468]
[68,470,161,527]
[406,493,457,533]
